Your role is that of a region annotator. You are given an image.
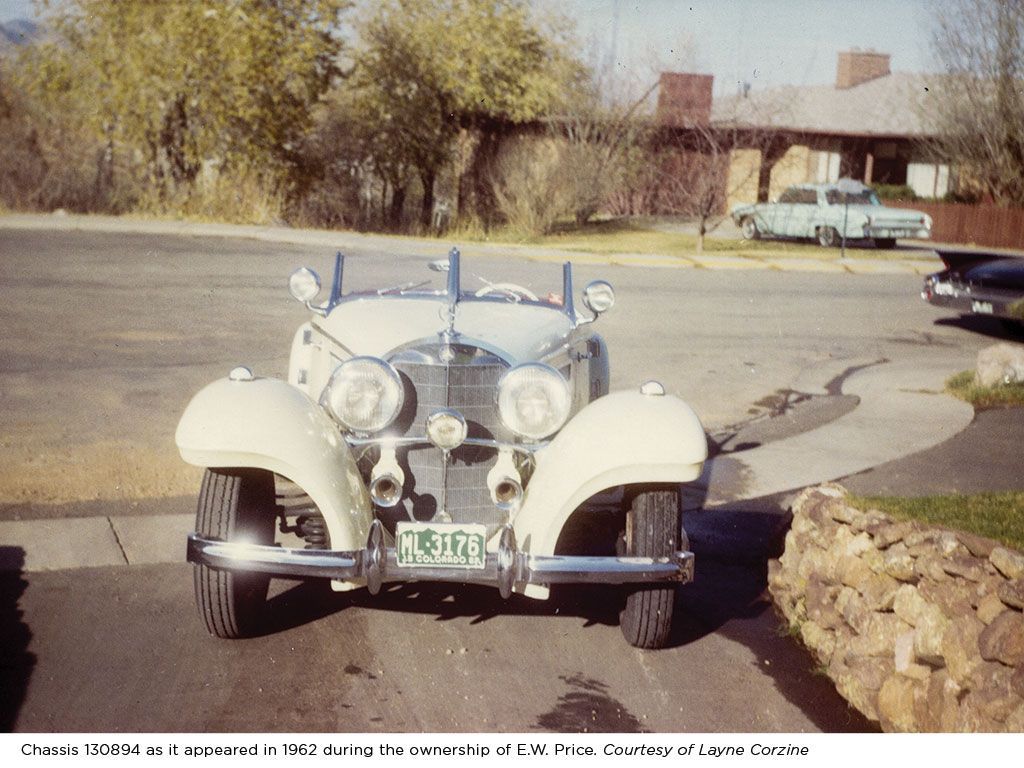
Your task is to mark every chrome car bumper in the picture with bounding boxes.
[187,521,694,599]
[865,225,930,240]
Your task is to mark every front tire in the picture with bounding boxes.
[619,487,681,649]
[817,226,840,248]
[194,468,277,639]
[740,216,760,240]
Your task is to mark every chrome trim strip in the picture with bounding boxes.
[309,321,357,359]
[343,434,545,453]
[187,531,694,590]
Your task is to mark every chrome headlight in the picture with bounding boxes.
[497,363,571,441]
[323,357,403,434]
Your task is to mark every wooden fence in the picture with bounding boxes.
[888,200,1024,249]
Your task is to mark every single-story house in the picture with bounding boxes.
[657,51,951,209]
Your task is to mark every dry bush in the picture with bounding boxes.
[0,69,116,213]
[133,168,285,225]
[491,137,571,236]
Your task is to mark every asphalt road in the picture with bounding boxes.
[0,227,1013,733]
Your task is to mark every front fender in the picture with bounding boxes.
[175,376,371,551]
[513,390,707,562]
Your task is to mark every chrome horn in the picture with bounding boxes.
[369,449,405,508]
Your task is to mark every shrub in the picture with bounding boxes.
[872,183,918,201]
[491,137,571,237]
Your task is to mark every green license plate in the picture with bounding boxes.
[396,522,487,569]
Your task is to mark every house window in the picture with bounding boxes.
[906,163,950,199]
[815,151,841,183]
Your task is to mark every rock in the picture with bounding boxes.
[852,510,889,534]
[918,579,975,620]
[978,611,1024,666]
[990,548,1024,580]
[997,578,1024,610]
[892,586,950,664]
[941,555,988,583]
[800,621,836,664]
[805,581,843,630]
[838,556,874,592]
[882,545,917,582]
[895,630,916,674]
[894,584,934,626]
[1013,665,1024,699]
[957,531,998,559]
[913,555,949,583]
[925,670,962,732]
[840,590,872,635]
[828,501,861,524]
[834,656,894,721]
[965,662,1021,723]
[877,675,922,732]
[767,558,786,591]
[797,546,837,584]
[847,613,912,658]
[915,622,950,667]
[975,342,1024,387]
[828,527,873,559]
[1003,702,1024,731]
[977,594,1008,625]
[870,521,917,549]
[858,572,901,611]
[940,616,984,686]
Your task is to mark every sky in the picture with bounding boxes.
[556,0,940,96]
[1,0,942,95]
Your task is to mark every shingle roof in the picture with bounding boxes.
[711,72,946,138]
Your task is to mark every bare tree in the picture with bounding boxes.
[931,0,1024,205]
[652,122,776,253]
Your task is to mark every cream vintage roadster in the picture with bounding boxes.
[176,249,707,648]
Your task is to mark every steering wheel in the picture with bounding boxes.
[474,283,539,302]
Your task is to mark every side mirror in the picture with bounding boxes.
[582,280,615,316]
[289,267,321,303]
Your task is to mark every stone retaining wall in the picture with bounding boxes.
[768,484,1024,732]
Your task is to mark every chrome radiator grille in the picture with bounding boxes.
[385,354,510,536]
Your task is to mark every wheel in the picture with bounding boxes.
[619,486,681,649]
[740,217,760,240]
[874,237,897,249]
[817,226,840,248]
[194,468,276,639]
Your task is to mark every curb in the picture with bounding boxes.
[0,213,941,275]
[698,359,974,505]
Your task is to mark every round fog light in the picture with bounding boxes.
[426,409,468,450]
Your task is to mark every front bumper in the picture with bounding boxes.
[865,225,930,240]
[187,521,694,599]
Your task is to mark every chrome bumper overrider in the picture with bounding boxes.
[186,521,694,599]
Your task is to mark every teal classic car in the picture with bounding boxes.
[730,181,932,248]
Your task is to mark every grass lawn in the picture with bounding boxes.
[849,491,1024,552]
[946,370,1024,408]
[486,217,923,261]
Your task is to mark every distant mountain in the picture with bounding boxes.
[0,18,40,52]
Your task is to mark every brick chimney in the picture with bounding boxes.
[836,50,891,89]
[657,72,714,126]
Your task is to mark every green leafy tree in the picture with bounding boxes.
[19,0,347,199]
[349,0,571,228]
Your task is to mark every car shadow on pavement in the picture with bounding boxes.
[259,576,623,635]
[0,547,36,731]
[675,501,876,732]
[935,315,1024,341]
